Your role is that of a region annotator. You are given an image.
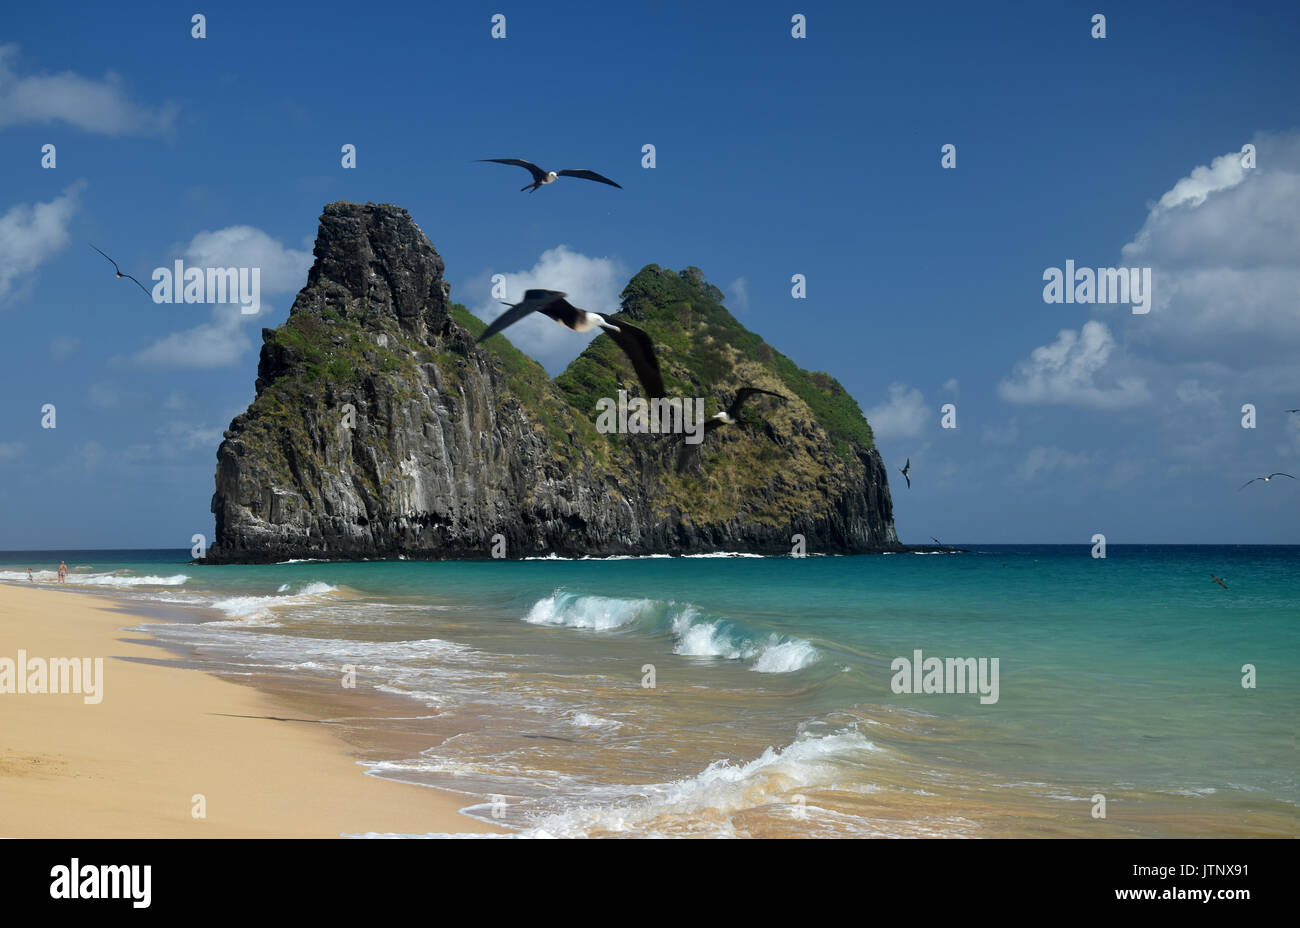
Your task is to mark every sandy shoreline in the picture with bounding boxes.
[0,583,502,837]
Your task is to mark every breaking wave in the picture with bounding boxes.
[521,591,819,673]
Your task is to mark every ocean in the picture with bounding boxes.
[2,545,1295,837]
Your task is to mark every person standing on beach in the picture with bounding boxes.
[57,561,67,583]
[27,567,34,582]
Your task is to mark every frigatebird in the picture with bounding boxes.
[677,387,787,471]
[1239,472,1295,490]
[478,289,663,399]
[477,158,622,192]
[90,244,151,297]
[900,458,911,489]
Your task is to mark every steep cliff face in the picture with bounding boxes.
[206,202,899,562]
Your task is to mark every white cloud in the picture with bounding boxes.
[998,321,1150,409]
[132,226,311,368]
[1174,379,1222,409]
[1120,132,1300,361]
[163,391,187,410]
[865,382,928,440]
[1156,149,1249,211]
[0,44,176,134]
[0,181,84,303]
[726,276,750,313]
[469,245,627,374]
[1019,445,1092,483]
[942,378,959,396]
[182,226,313,293]
[155,421,223,457]
[0,441,25,462]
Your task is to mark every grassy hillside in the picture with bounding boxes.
[555,265,875,460]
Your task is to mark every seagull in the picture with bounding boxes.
[478,290,663,398]
[478,158,622,192]
[677,387,787,471]
[899,458,911,489]
[1238,472,1296,490]
[1211,574,1228,590]
[90,244,151,297]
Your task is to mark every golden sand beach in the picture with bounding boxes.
[0,584,500,837]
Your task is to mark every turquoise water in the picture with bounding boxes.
[3,546,1296,836]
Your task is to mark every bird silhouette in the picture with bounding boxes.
[1239,472,1295,490]
[478,158,622,192]
[478,290,662,399]
[90,244,151,298]
[677,387,787,471]
[899,458,911,489]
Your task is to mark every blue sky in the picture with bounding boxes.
[1,0,1298,548]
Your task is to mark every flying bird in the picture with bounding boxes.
[477,158,622,192]
[1211,574,1228,590]
[899,458,911,489]
[702,388,787,433]
[90,244,151,297]
[1286,409,1299,414]
[677,387,787,471]
[1238,472,1296,490]
[478,290,663,399]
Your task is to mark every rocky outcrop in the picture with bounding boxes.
[205,202,899,562]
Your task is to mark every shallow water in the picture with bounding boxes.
[3,545,1295,837]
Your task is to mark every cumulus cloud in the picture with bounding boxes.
[468,245,627,374]
[865,382,929,440]
[999,321,1150,409]
[0,44,176,134]
[0,181,84,303]
[1120,132,1300,361]
[132,226,312,368]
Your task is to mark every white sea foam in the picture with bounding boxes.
[0,569,190,587]
[522,591,652,630]
[569,712,624,731]
[209,581,339,624]
[524,729,882,838]
[751,638,821,673]
[680,552,765,558]
[669,608,819,672]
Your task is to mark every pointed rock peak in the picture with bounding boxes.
[302,201,451,340]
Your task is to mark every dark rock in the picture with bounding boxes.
[205,202,901,563]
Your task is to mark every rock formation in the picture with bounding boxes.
[206,202,900,562]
